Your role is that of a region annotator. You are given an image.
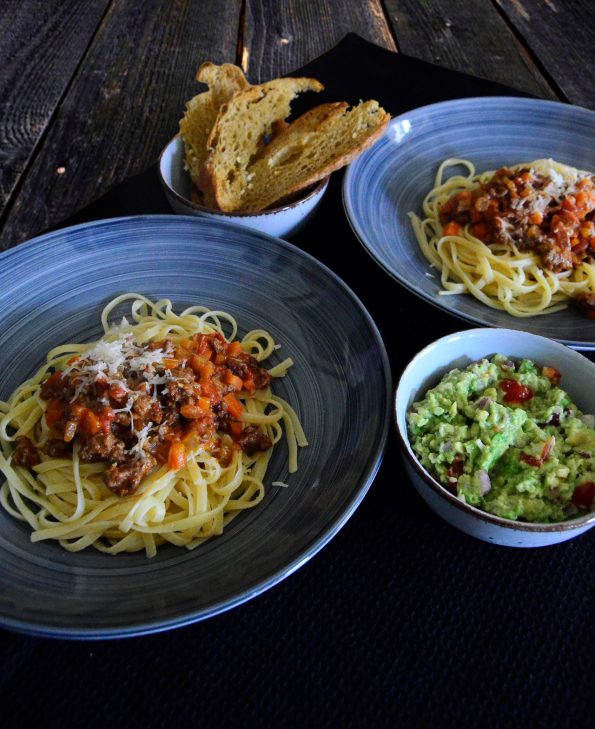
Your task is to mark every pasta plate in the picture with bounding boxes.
[0,215,391,638]
[342,97,595,349]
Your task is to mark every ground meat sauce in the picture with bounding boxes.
[439,166,595,315]
[33,332,273,496]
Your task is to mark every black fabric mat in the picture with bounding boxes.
[2,34,593,728]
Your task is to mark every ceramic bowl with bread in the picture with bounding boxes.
[159,135,330,238]
[159,61,390,237]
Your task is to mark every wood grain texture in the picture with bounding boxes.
[382,0,556,99]
[0,0,242,249]
[241,0,396,83]
[495,0,595,109]
[0,0,111,221]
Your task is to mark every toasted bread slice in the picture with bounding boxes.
[179,62,249,197]
[238,100,390,212]
[199,77,324,212]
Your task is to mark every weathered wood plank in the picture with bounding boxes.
[495,0,595,109]
[241,0,396,83]
[382,0,557,99]
[0,0,111,222]
[0,0,242,249]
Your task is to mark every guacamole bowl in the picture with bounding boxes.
[396,328,595,547]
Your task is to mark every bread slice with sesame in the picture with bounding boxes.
[179,62,249,200]
[199,76,324,211]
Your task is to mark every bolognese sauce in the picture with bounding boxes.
[22,332,273,496]
[439,165,595,315]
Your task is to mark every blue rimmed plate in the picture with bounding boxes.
[0,215,391,638]
[343,97,595,350]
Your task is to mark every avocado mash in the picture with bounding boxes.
[407,354,595,522]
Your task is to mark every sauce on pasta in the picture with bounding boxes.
[0,294,307,556]
[409,158,595,318]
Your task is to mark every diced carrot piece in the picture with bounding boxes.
[224,371,243,391]
[168,442,187,471]
[180,404,203,420]
[227,341,243,356]
[197,397,211,412]
[190,355,215,379]
[242,374,256,393]
[214,353,225,365]
[163,358,180,369]
[223,393,243,418]
[442,221,461,236]
[83,410,100,435]
[529,211,543,225]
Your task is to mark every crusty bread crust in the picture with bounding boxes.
[179,61,390,214]
[199,77,324,211]
[179,62,249,207]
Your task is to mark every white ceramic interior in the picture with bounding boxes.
[395,328,595,547]
[159,135,329,238]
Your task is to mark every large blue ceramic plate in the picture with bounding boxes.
[0,215,391,638]
[343,97,595,350]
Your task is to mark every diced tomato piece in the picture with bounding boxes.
[168,442,187,471]
[499,379,534,403]
[98,407,115,434]
[108,384,128,406]
[223,393,243,418]
[572,481,595,508]
[200,379,220,403]
[45,399,64,426]
[520,453,542,468]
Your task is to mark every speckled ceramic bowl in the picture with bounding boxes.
[395,328,595,547]
[159,135,329,238]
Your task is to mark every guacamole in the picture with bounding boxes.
[407,354,595,522]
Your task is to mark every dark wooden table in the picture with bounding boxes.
[1,0,593,248]
[1,3,594,727]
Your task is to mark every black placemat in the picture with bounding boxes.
[2,34,593,728]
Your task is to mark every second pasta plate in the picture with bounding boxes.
[342,97,595,349]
